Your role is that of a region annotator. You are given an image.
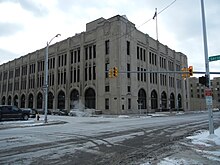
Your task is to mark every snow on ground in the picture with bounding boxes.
[1,112,220,164]
[157,127,220,165]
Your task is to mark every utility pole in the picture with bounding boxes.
[200,0,214,134]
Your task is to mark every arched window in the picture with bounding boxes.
[13,95,18,107]
[28,94,34,108]
[85,88,96,109]
[57,91,65,109]
[170,93,175,109]
[70,89,79,109]
[21,94,25,108]
[37,93,43,109]
[151,90,158,109]
[138,88,146,109]
[161,91,167,110]
[48,92,54,109]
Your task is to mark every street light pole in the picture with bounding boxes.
[200,0,214,134]
[44,34,61,123]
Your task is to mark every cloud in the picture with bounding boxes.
[0,48,19,64]
[17,0,48,17]
[0,22,23,37]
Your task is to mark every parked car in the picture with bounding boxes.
[22,108,38,118]
[53,109,68,116]
[0,105,30,121]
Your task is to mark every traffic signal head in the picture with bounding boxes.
[188,66,193,77]
[181,67,187,79]
[113,67,118,77]
[199,75,209,87]
[108,69,113,78]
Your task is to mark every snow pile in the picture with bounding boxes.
[158,127,220,164]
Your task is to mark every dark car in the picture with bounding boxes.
[53,109,68,116]
[0,105,30,121]
[22,108,38,118]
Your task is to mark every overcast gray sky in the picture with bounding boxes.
[0,0,219,78]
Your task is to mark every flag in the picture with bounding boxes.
[153,8,157,19]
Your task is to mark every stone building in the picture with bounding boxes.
[0,15,190,114]
[189,77,220,110]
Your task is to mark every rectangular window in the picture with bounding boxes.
[93,66,96,80]
[77,68,80,82]
[128,98,131,109]
[127,41,130,55]
[105,63,109,78]
[89,46,92,59]
[105,40,109,55]
[105,98,109,110]
[127,86,131,93]
[74,51,77,63]
[78,49,80,62]
[105,86,110,92]
[127,63,130,78]
[137,46,139,59]
[93,45,96,58]
[85,47,88,60]
[137,67,140,81]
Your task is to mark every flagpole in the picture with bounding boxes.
[155,8,158,41]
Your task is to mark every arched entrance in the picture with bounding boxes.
[2,96,6,105]
[48,92,54,109]
[7,95,12,105]
[85,88,96,109]
[13,95,18,107]
[70,89,79,109]
[170,93,175,109]
[57,91,65,109]
[161,91,167,111]
[178,94,182,109]
[28,94,34,108]
[37,92,43,109]
[151,90,158,110]
[138,88,146,109]
[20,94,25,108]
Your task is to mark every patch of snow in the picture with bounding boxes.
[158,157,199,165]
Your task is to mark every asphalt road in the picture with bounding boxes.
[0,112,220,165]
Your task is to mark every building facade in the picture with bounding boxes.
[0,15,190,114]
[189,77,220,110]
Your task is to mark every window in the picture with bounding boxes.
[105,62,109,78]
[128,98,131,109]
[105,40,109,55]
[137,67,140,81]
[127,63,130,78]
[105,86,110,92]
[105,98,109,109]
[127,86,131,93]
[127,41,130,55]
[93,45,96,58]
[137,46,139,59]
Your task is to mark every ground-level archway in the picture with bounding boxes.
[20,94,25,108]
[13,95,18,107]
[28,93,34,108]
[57,91,65,109]
[138,88,146,109]
[170,93,175,109]
[48,92,54,109]
[161,91,167,110]
[37,92,43,109]
[70,89,79,109]
[7,95,12,105]
[85,88,96,109]
[151,90,158,110]
[178,94,182,109]
[1,96,6,105]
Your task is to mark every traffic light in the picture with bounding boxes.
[199,75,209,87]
[181,67,187,79]
[113,67,118,77]
[188,66,193,77]
[108,69,113,78]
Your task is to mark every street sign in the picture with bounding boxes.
[205,88,212,96]
[209,55,220,62]
[206,96,213,106]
